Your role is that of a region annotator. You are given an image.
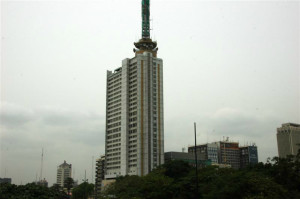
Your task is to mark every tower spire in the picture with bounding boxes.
[134,0,158,57]
[142,0,150,38]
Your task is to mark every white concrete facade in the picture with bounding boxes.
[277,123,300,158]
[56,160,72,187]
[105,52,164,179]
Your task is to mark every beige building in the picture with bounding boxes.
[56,160,72,187]
[277,123,300,158]
[104,0,164,179]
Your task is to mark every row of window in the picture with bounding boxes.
[129,79,137,85]
[129,129,137,134]
[107,147,120,153]
[108,73,121,82]
[129,93,137,98]
[107,133,121,140]
[129,111,137,116]
[129,97,137,102]
[106,157,120,161]
[129,154,137,158]
[108,82,121,90]
[107,138,121,144]
[107,127,121,134]
[107,103,121,111]
[129,135,137,139]
[129,88,137,93]
[107,122,121,129]
[129,117,137,122]
[129,75,137,80]
[130,102,137,107]
[106,166,120,170]
[129,63,137,69]
[107,86,121,95]
[129,123,137,128]
[107,143,121,149]
[108,94,121,102]
[107,107,121,115]
[129,83,137,89]
[129,139,137,144]
[129,144,137,149]
[107,116,121,124]
[107,111,121,119]
[129,69,137,76]
[106,161,121,166]
[106,152,121,157]
[108,78,121,86]
[107,99,121,107]
[129,149,137,153]
[107,90,121,100]
[129,106,137,112]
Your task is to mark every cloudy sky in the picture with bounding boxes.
[1,0,299,185]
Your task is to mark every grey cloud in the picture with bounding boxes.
[0,102,36,127]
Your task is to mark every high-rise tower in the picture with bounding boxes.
[104,0,164,179]
[277,123,300,158]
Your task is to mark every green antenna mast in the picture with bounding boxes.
[142,0,150,38]
[134,0,158,57]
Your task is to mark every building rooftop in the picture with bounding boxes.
[282,123,300,127]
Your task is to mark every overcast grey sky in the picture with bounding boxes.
[1,0,299,186]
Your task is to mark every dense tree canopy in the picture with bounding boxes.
[0,182,68,199]
[101,151,300,199]
[64,177,74,196]
[72,182,94,199]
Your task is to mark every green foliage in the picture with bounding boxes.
[64,177,74,195]
[71,182,94,199]
[0,182,68,199]
[101,152,300,199]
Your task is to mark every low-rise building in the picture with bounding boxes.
[95,155,105,198]
[240,145,258,168]
[188,139,259,169]
[36,178,48,187]
[0,178,12,184]
[164,151,211,167]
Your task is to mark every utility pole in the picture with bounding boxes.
[194,122,199,198]
[92,156,94,184]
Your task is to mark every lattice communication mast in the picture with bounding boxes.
[134,0,158,57]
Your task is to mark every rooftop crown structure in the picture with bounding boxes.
[104,0,164,179]
[134,0,158,57]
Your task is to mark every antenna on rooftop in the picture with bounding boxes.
[39,148,44,181]
[92,156,94,183]
[182,147,185,153]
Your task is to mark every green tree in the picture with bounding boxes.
[64,177,74,196]
[0,182,68,199]
[72,182,94,199]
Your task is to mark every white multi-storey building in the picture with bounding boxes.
[104,0,164,179]
[56,160,72,187]
[277,123,300,158]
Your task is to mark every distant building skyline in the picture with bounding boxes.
[0,178,12,184]
[2,1,298,186]
[277,123,300,158]
[187,140,258,169]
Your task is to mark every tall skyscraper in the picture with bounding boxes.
[105,0,164,179]
[56,160,72,187]
[277,123,300,158]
